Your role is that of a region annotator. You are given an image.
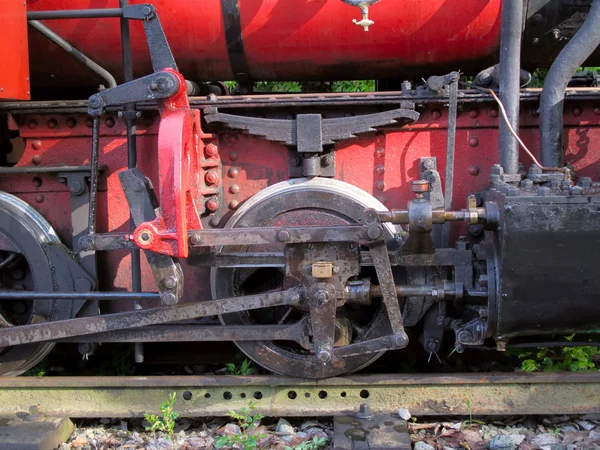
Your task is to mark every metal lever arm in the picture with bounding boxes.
[86,3,202,259]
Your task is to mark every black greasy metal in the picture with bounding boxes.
[486,187,600,339]
[204,107,419,148]
[87,118,100,236]
[59,170,97,281]
[122,4,178,73]
[119,168,183,306]
[28,21,117,89]
[27,9,123,20]
[0,195,75,375]
[0,290,297,347]
[220,0,251,86]
[0,292,160,301]
[540,0,600,167]
[57,321,311,348]
[88,71,180,116]
[120,0,144,363]
[0,165,104,175]
[367,241,407,343]
[498,0,523,175]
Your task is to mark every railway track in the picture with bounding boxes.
[1,372,599,419]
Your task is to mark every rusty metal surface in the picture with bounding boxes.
[0,373,598,418]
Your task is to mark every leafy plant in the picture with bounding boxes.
[331,80,375,92]
[462,396,484,427]
[285,436,329,450]
[517,338,599,372]
[24,360,48,377]
[226,359,254,375]
[215,401,265,450]
[144,392,179,439]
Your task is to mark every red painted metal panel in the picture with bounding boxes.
[0,0,30,100]
[25,0,502,85]
[3,102,600,304]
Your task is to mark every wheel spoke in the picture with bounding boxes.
[0,253,17,271]
[277,306,293,325]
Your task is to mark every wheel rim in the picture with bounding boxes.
[212,178,397,378]
[0,191,68,376]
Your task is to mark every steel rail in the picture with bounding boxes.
[0,373,598,418]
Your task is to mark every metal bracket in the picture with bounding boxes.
[420,157,444,248]
[57,169,100,318]
[88,71,180,116]
[118,168,184,306]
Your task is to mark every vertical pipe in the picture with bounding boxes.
[498,0,523,174]
[120,0,144,364]
[442,77,458,248]
[540,0,600,167]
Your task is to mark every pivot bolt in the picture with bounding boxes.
[88,95,101,109]
[366,224,382,240]
[138,231,153,245]
[162,293,178,306]
[290,292,301,304]
[75,278,93,293]
[393,333,409,348]
[69,181,84,196]
[190,234,201,245]
[277,230,290,242]
[164,276,177,289]
[317,350,331,363]
[316,290,330,303]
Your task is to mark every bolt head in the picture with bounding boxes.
[205,171,219,185]
[290,292,301,304]
[164,276,177,289]
[75,278,93,293]
[366,224,382,240]
[69,181,84,195]
[468,165,480,176]
[206,199,219,212]
[316,290,330,303]
[322,155,334,167]
[316,350,331,363]
[190,234,201,245]
[393,333,409,348]
[89,96,101,108]
[161,293,178,306]
[422,159,435,170]
[277,230,290,242]
[205,143,218,157]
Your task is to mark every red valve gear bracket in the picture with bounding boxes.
[132,69,202,258]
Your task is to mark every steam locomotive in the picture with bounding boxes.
[1,0,600,378]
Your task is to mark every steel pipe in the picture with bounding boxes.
[540,0,600,167]
[28,21,117,89]
[27,9,123,20]
[498,0,523,174]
